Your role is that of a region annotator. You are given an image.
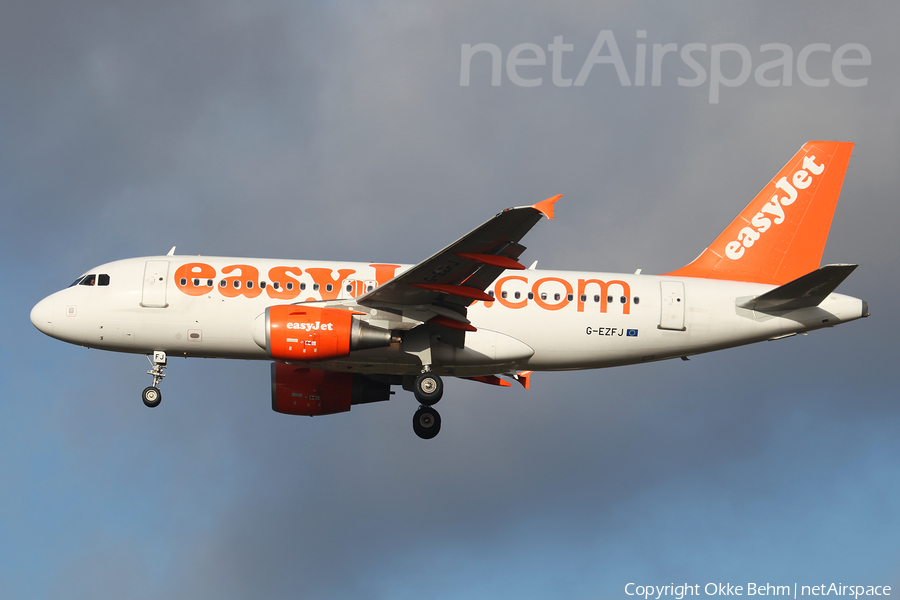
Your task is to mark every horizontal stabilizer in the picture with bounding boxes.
[736,264,858,312]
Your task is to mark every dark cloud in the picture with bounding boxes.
[3,1,899,599]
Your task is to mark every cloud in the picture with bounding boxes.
[3,1,899,599]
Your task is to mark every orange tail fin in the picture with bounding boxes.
[665,141,854,285]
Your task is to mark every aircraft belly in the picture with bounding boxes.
[305,328,534,376]
[54,300,266,359]
[431,328,534,367]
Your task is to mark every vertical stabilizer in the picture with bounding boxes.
[665,141,854,285]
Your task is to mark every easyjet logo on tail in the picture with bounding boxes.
[725,153,825,261]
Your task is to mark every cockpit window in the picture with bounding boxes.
[68,273,110,287]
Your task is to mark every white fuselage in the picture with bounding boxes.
[30,255,867,376]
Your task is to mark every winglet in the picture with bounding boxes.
[532,194,562,220]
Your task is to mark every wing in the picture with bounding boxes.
[356,195,560,330]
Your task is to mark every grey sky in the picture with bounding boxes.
[2,1,898,599]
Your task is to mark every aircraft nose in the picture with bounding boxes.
[30,296,53,336]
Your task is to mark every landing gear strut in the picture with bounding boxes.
[143,351,167,408]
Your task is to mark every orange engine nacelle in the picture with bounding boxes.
[254,305,394,361]
[271,363,392,416]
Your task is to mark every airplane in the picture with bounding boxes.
[30,141,868,439]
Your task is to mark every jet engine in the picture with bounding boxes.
[253,305,394,361]
[271,363,392,416]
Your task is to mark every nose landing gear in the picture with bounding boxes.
[142,351,167,408]
[142,386,161,408]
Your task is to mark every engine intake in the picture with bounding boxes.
[253,305,393,361]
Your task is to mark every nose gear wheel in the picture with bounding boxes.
[142,386,161,408]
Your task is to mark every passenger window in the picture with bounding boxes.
[286,282,293,291]
[346,284,353,292]
[273,282,280,290]
[233,280,241,289]
[567,294,574,301]
[313,283,320,291]
[634,297,640,305]
[247,281,254,289]
[181,278,188,286]
[607,296,613,303]
[514,292,521,300]
[260,281,267,289]
[527,292,534,300]
[326,284,333,292]
[620,296,626,304]
[300,283,306,291]
[594,295,600,303]
[501,291,508,299]
[554,293,560,301]
[98,274,110,286]
[540,293,547,300]
[220,280,227,288]
[192,278,199,286]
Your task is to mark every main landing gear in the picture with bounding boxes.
[142,351,167,408]
[414,371,442,405]
[412,369,443,440]
[413,406,441,439]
